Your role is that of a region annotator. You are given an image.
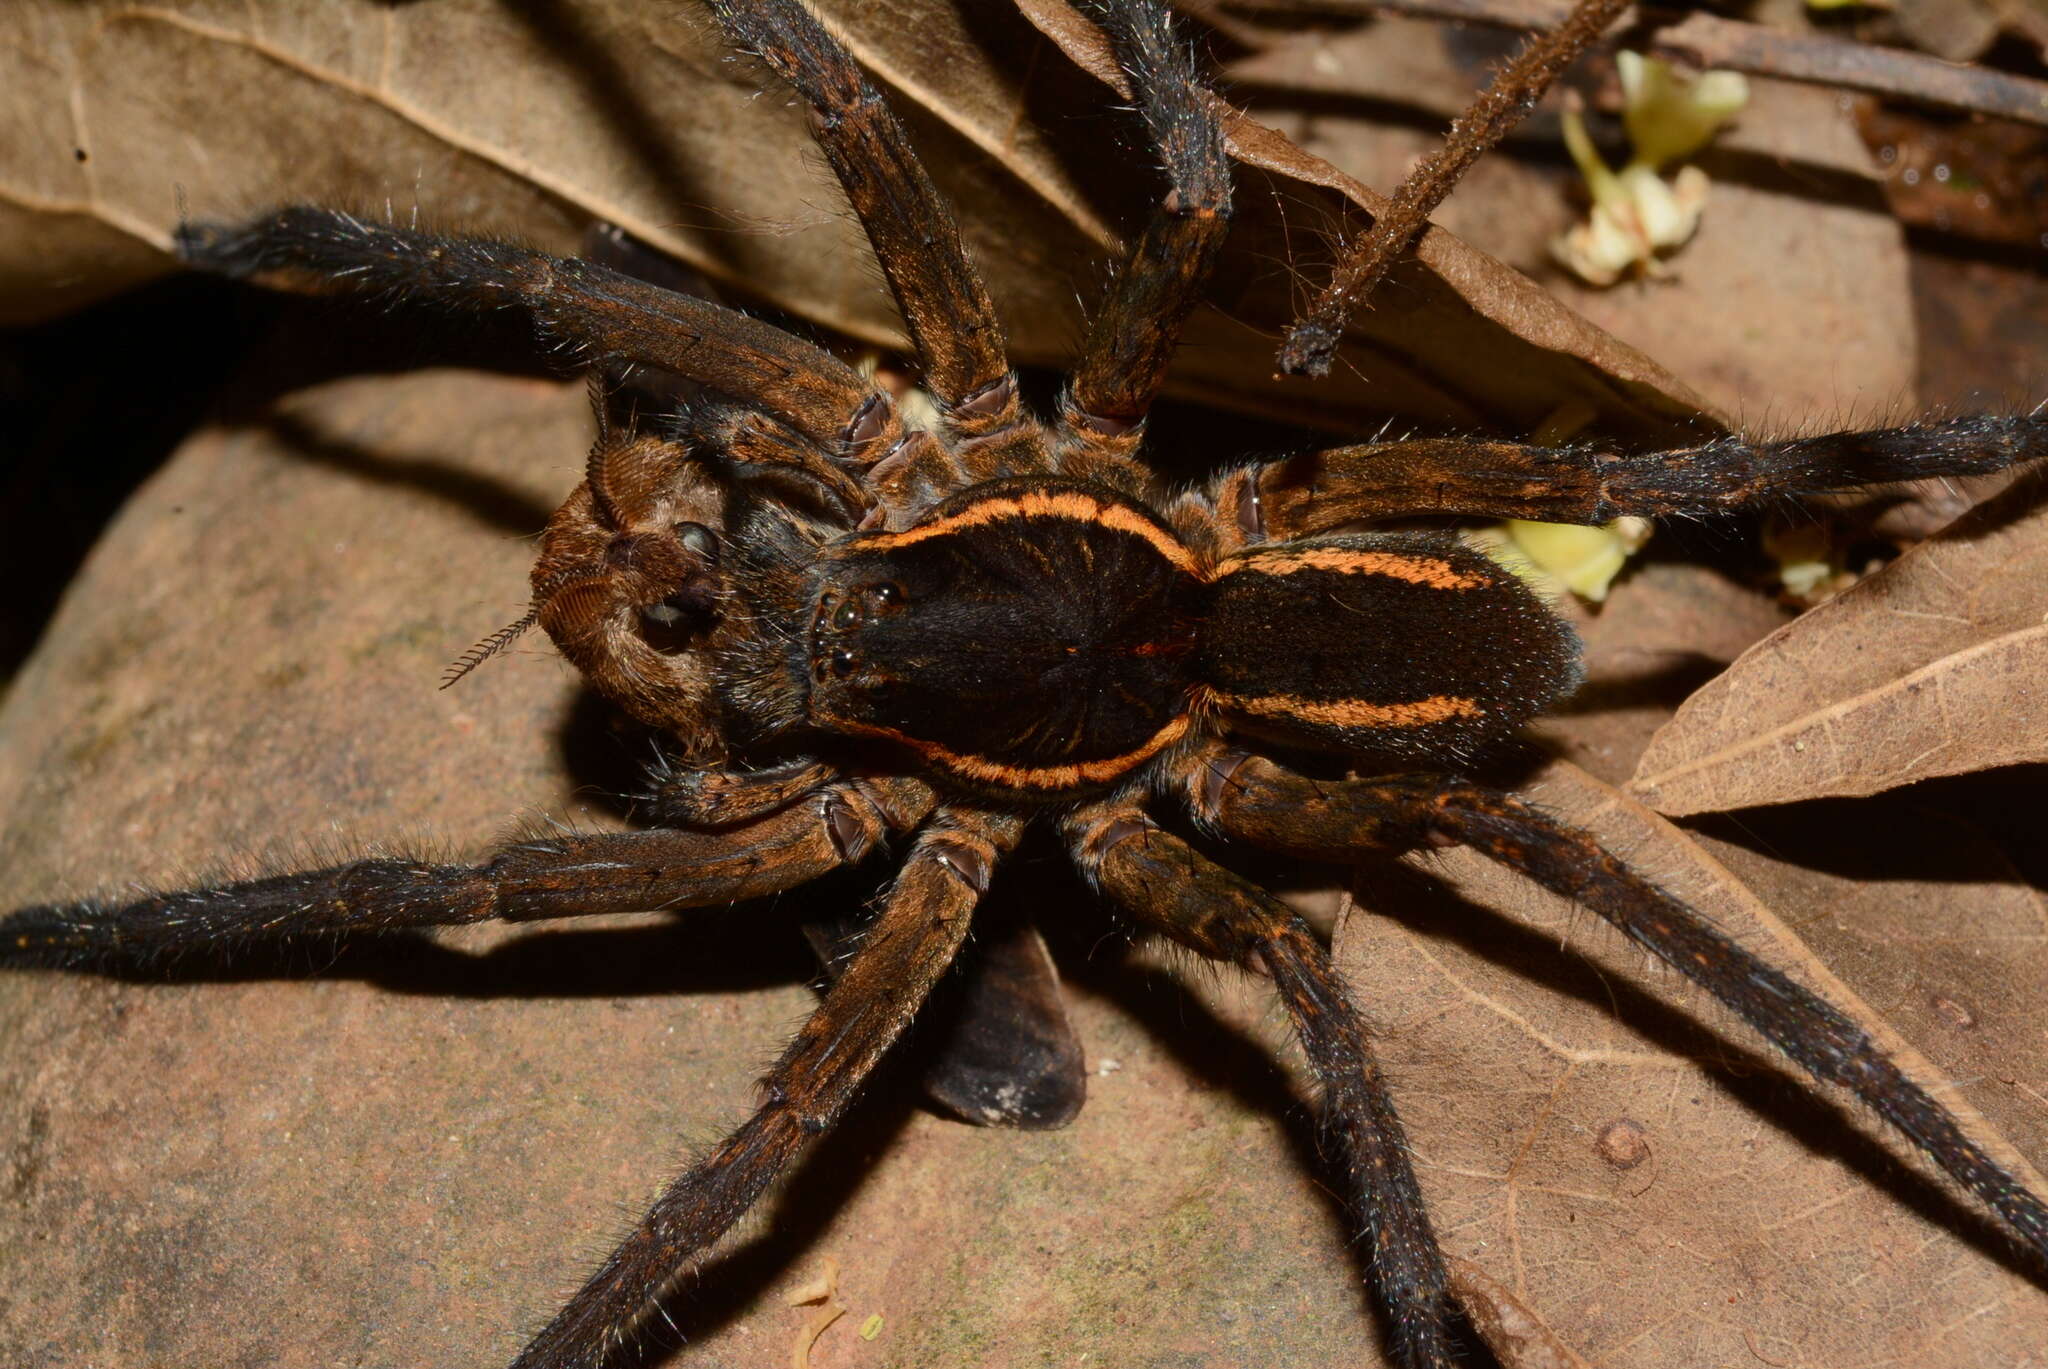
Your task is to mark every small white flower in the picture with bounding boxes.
[1551,54,1748,286]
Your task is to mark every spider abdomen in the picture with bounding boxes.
[803,479,1207,794]
[1197,534,1582,762]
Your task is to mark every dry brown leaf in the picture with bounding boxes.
[1340,760,2048,1368]
[4,0,1101,339]
[1218,15,1919,426]
[1685,786,2048,1171]
[0,0,1709,437]
[1531,558,1793,785]
[1017,0,1715,437]
[1630,475,2048,816]
[0,374,628,1367]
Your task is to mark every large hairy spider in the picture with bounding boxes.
[4,1,2046,1365]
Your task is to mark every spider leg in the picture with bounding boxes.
[639,754,843,828]
[1175,745,2048,1263]
[1055,0,1233,491]
[510,808,1021,1369]
[708,0,1043,482]
[177,209,907,468]
[1063,800,1458,1369]
[682,404,872,524]
[802,894,1087,1130]
[1217,414,2048,542]
[0,775,931,970]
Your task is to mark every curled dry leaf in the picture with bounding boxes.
[0,0,1707,438]
[1338,760,2048,1369]
[1216,13,1918,426]
[1015,0,1712,437]
[1630,474,2048,816]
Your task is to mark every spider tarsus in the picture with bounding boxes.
[0,902,125,968]
[1275,318,1342,378]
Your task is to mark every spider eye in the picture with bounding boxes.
[831,600,864,631]
[673,522,717,558]
[828,647,857,678]
[871,581,903,606]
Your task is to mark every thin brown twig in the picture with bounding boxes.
[1234,0,2048,128]
[1275,0,1634,377]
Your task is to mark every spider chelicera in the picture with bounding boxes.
[3,1,2046,1366]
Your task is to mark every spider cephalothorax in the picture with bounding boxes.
[4,2,2047,1368]
[791,479,1210,791]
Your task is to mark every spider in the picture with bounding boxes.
[3,0,2046,1366]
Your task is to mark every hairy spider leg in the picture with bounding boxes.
[1064,802,1457,1369]
[1057,0,1234,493]
[1179,746,2048,1267]
[638,752,1090,1130]
[709,0,1041,485]
[176,210,910,476]
[1218,413,2048,543]
[679,404,874,524]
[0,776,932,970]
[511,810,1021,1369]
[641,755,846,828]
[802,886,1089,1130]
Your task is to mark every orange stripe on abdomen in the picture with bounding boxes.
[1216,545,1490,590]
[1211,692,1483,729]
